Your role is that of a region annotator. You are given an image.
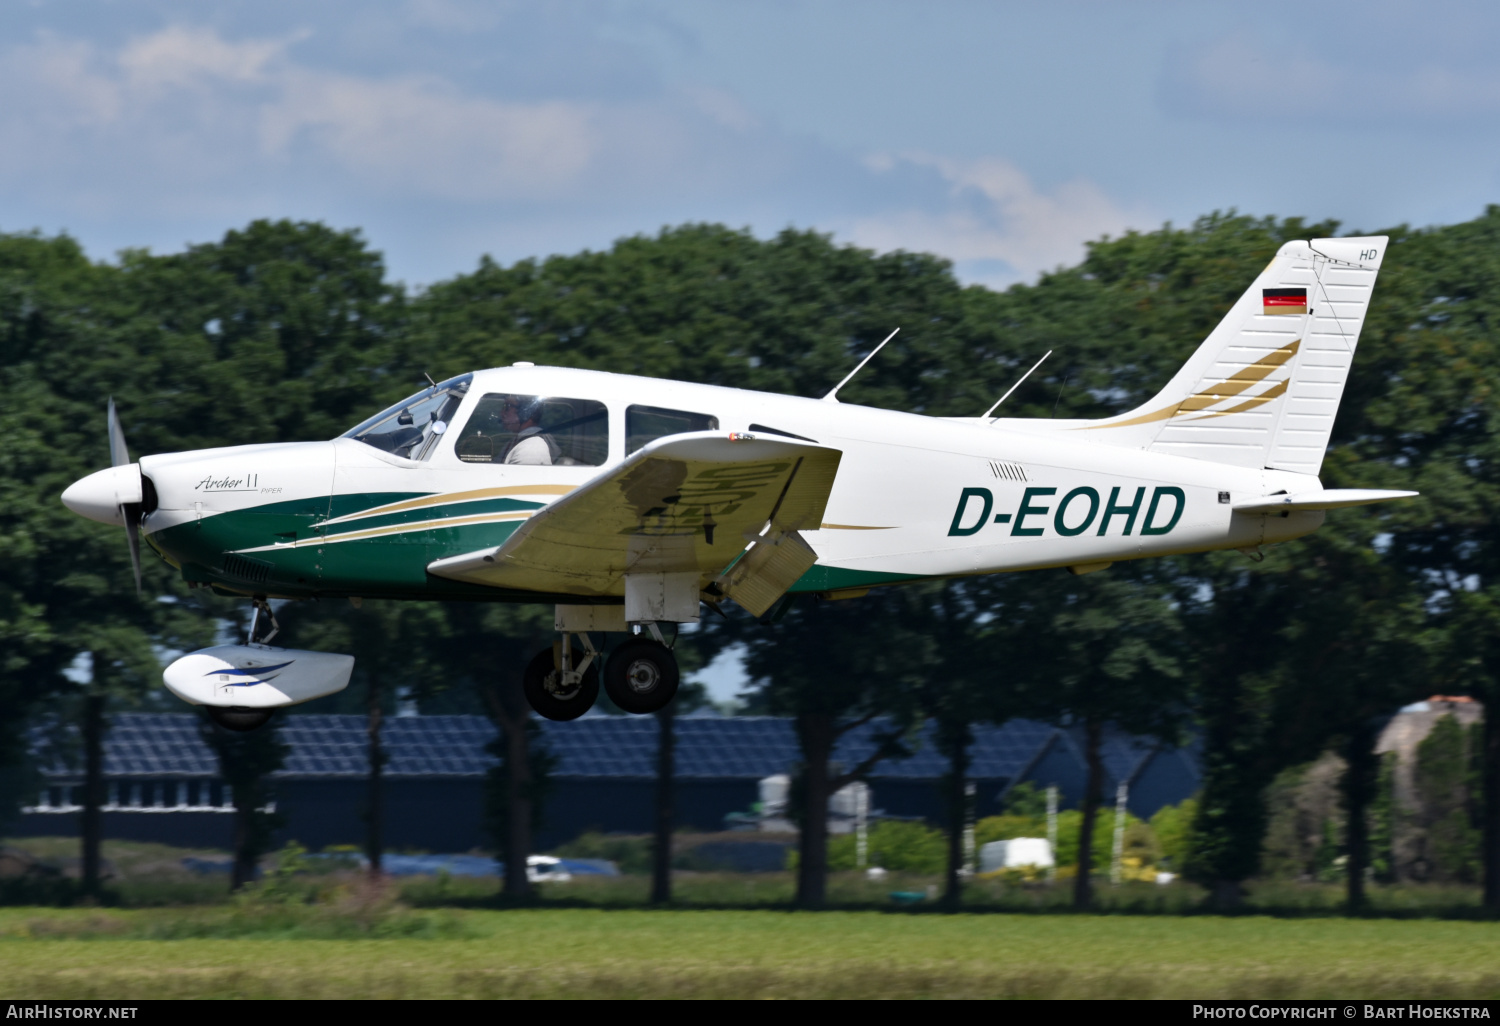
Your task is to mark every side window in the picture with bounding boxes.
[454,394,608,467]
[626,405,719,455]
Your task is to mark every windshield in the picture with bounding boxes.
[340,374,473,460]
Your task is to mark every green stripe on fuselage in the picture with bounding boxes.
[327,492,431,519]
[148,491,543,598]
[788,564,920,593]
[148,491,922,603]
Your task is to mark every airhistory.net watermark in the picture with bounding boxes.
[5,1008,137,1019]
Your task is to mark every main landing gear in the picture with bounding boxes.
[523,607,681,721]
[604,634,679,715]
[522,636,601,722]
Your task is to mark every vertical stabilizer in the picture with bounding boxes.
[1059,237,1386,474]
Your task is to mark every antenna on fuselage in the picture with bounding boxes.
[822,328,899,403]
[983,350,1052,421]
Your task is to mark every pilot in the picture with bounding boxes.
[499,396,560,465]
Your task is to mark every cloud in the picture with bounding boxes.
[848,154,1148,287]
[1163,31,1500,125]
[119,24,289,90]
[260,72,596,200]
[0,25,600,206]
[0,15,1153,291]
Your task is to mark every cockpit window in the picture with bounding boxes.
[626,405,719,454]
[454,394,608,467]
[341,374,472,461]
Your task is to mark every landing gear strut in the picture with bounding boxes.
[521,607,684,720]
[522,633,601,721]
[205,598,281,733]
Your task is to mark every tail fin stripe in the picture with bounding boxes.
[1184,378,1288,420]
[1080,339,1299,429]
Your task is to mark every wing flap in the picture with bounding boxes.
[717,530,819,617]
[427,432,842,596]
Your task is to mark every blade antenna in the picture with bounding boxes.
[984,350,1052,421]
[822,328,899,402]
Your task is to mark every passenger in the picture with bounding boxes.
[499,396,560,465]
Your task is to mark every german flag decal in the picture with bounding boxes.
[1263,288,1308,316]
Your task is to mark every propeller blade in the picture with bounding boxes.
[124,506,143,597]
[108,399,141,595]
[107,398,131,468]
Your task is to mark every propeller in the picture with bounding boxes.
[107,398,143,596]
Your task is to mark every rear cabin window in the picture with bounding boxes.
[626,405,719,455]
[454,394,608,466]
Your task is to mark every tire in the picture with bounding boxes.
[522,646,600,721]
[207,707,274,732]
[603,639,679,715]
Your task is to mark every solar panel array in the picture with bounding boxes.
[31,712,1171,784]
[30,714,219,778]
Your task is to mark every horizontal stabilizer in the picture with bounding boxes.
[1232,489,1418,514]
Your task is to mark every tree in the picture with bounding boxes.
[423,603,557,898]
[1331,208,1500,911]
[1413,714,1483,881]
[651,701,676,906]
[989,568,1184,909]
[1275,532,1428,909]
[893,579,1025,908]
[0,221,405,889]
[407,225,1000,417]
[732,593,917,908]
[198,711,289,890]
[279,599,449,875]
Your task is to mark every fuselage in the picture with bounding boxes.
[119,364,1323,602]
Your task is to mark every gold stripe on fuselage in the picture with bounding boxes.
[233,509,539,554]
[321,484,576,527]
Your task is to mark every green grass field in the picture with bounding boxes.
[4,837,1499,999]
[3,906,1500,999]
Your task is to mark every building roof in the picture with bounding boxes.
[34,712,1064,782]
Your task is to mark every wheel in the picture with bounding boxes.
[603,639,679,714]
[207,707,274,732]
[522,645,600,721]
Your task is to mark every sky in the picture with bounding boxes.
[4,0,1500,296]
[9,0,1500,704]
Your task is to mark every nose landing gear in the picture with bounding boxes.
[205,598,283,733]
[206,707,275,732]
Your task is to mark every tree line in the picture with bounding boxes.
[0,209,1496,909]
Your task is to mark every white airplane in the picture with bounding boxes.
[61,235,1414,730]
